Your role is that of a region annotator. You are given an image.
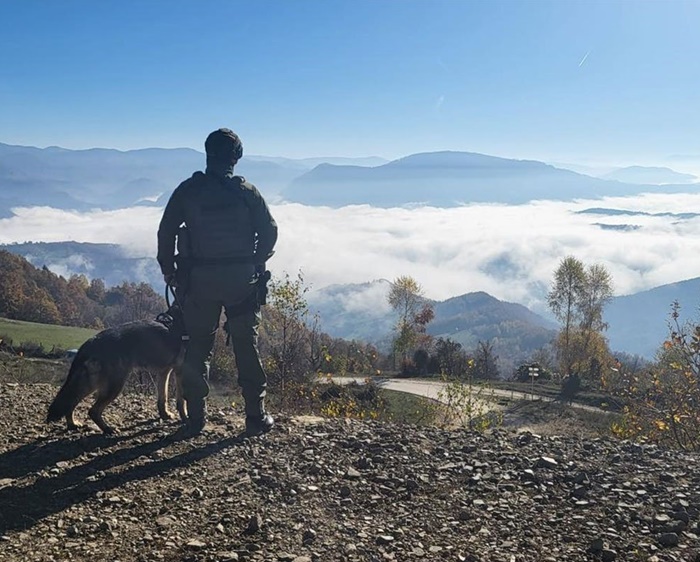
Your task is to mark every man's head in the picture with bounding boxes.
[205,128,243,160]
[205,128,243,177]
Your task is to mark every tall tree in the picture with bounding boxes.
[547,256,586,375]
[547,256,614,380]
[388,275,434,370]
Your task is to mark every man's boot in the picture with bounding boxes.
[245,413,274,437]
[184,398,207,436]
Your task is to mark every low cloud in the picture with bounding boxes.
[2,193,700,313]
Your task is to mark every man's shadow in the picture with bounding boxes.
[0,425,247,534]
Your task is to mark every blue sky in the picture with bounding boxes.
[1,0,698,165]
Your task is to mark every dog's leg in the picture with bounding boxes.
[65,384,95,430]
[66,412,83,430]
[88,374,126,435]
[156,368,174,421]
[174,369,187,422]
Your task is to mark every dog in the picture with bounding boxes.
[47,307,188,434]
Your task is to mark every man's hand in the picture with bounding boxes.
[163,272,178,287]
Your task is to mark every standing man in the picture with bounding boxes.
[157,128,278,437]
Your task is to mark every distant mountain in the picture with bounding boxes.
[577,207,700,219]
[0,142,313,214]
[247,155,388,169]
[7,142,700,213]
[0,142,201,211]
[307,280,557,373]
[284,151,698,207]
[548,162,616,177]
[605,277,700,359]
[603,166,697,185]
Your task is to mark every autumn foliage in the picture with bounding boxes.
[0,250,164,330]
[606,302,700,451]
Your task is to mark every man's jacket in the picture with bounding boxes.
[157,172,277,276]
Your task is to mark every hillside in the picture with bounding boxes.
[0,249,164,330]
[1,241,162,288]
[0,317,95,351]
[605,277,700,358]
[283,151,698,207]
[308,281,556,371]
[430,292,556,369]
[0,245,557,369]
[0,382,698,562]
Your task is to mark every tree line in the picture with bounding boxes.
[0,250,164,330]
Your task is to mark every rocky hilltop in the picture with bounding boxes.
[0,382,699,562]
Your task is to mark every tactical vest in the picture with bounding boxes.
[179,172,256,262]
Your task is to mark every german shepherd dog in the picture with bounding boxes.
[47,306,188,434]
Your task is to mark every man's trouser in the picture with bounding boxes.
[179,264,267,417]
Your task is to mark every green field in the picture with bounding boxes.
[0,317,96,351]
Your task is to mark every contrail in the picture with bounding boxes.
[578,50,591,67]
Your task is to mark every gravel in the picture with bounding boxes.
[1,382,699,562]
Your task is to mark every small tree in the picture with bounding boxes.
[434,337,471,379]
[388,275,434,373]
[473,340,500,380]
[260,271,313,394]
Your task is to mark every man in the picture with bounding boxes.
[157,128,278,437]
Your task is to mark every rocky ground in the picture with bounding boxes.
[0,381,699,562]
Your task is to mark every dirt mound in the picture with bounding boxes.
[0,382,699,562]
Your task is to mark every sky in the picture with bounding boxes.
[2,1,700,310]
[1,0,699,168]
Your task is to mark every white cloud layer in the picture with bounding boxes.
[2,193,700,313]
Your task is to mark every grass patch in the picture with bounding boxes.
[502,398,620,438]
[0,317,96,352]
[488,380,622,411]
[379,389,438,425]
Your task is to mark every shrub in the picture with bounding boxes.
[437,375,502,431]
[609,303,700,451]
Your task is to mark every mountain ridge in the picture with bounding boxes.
[285,150,700,207]
[603,165,697,185]
[4,141,700,213]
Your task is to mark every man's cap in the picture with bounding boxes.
[205,128,243,159]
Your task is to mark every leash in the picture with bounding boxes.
[156,284,189,343]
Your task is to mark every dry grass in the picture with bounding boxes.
[502,398,619,438]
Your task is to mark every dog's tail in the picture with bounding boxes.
[47,351,89,423]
